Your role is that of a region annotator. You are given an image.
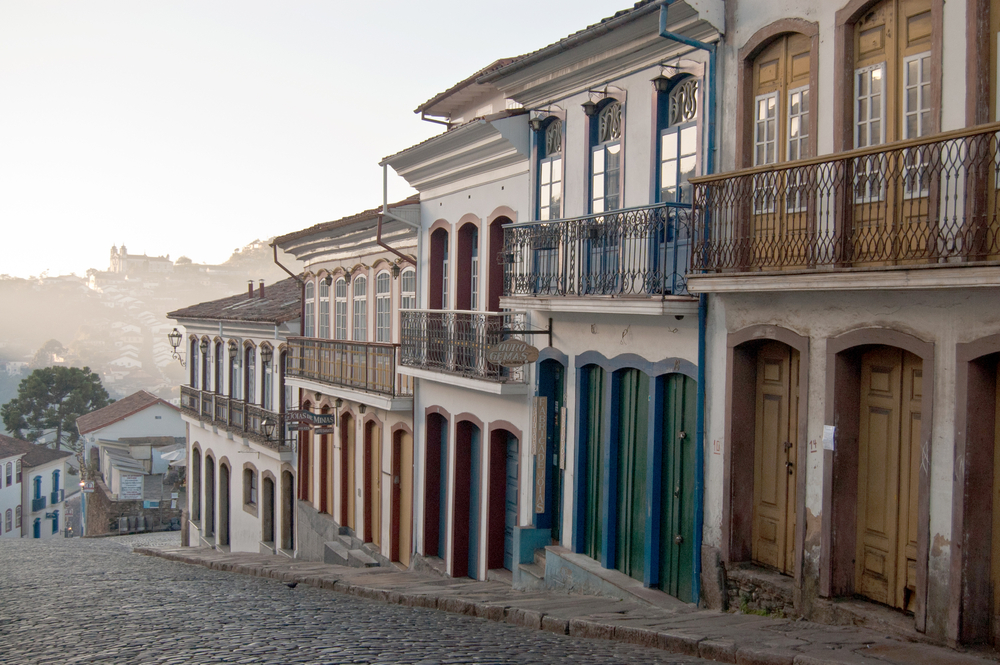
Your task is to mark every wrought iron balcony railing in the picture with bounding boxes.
[502,203,692,298]
[32,497,45,512]
[286,338,413,398]
[400,309,528,384]
[692,123,1000,273]
[179,385,291,451]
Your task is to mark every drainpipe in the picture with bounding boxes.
[658,0,718,607]
[378,163,422,307]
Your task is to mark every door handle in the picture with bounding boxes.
[785,461,794,475]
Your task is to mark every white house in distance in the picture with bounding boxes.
[76,390,184,475]
[0,436,26,539]
[168,277,301,555]
[0,434,75,539]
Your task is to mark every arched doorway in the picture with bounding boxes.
[391,428,414,566]
[204,455,216,538]
[219,463,231,547]
[452,420,481,578]
[826,331,932,623]
[364,419,382,546]
[488,428,518,571]
[281,469,294,551]
[537,359,564,542]
[424,412,447,558]
[340,412,356,531]
[261,475,275,545]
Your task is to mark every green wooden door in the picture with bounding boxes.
[584,365,605,562]
[616,368,649,581]
[659,373,697,601]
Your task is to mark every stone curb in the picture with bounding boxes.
[131,547,990,665]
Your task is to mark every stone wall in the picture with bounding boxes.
[724,562,797,618]
[85,477,182,536]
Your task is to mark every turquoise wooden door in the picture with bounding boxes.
[504,434,518,570]
[584,365,605,562]
[616,368,649,581]
[659,374,697,601]
[468,427,481,579]
[537,359,564,541]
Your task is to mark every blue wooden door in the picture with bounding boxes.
[616,368,649,581]
[504,435,518,570]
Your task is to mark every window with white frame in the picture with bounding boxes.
[786,86,810,212]
[441,245,449,309]
[15,505,20,527]
[753,91,778,214]
[261,347,273,411]
[335,277,348,340]
[5,462,10,485]
[15,460,21,483]
[660,77,699,204]
[189,338,198,387]
[375,272,391,342]
[304,280,315,337]
[400,268,416,310]
[318,279,331,338]
[539,118,563,221]
[214,341,223,393]
[902,52,931,198]
[5,509,10,533]
[470,227,479,310]
[229,342,241,400]
[854,62,886,202]
[353,276,367,341]
[245,345,256,405]
[591,101,622,213]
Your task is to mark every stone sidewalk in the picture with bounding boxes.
[134,545,998,665]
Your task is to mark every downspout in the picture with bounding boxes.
[378,163,422,306]
[272,242,306,336]
[658,0,717,607]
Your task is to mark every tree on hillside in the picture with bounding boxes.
[30,339,67,369]
[1,366,112,451]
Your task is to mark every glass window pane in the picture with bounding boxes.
[663,132,677,155]
[680,127,696,155]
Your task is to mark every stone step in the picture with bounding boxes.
[323,541,350,567]
[534,548,546,568]
[337,534,356,550]
[518,561,545,581]
[348,548,379,568]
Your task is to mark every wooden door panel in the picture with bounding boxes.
[584,366,605,562]
[399,432,413,567]
[992,361,1000,642]
[659,374,697,601]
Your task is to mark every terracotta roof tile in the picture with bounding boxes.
[75,390,176,435]
[0,434,72,467]
[271,197,420,247]
[413,57,521,115]
[167,276,302,325]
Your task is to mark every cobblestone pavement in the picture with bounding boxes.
[0,535,710,665]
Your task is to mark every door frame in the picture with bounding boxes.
[487,422,523,572]
[822,327,933,632]
[723,326,809,594]
[363,414,383,546]
[950,333,1000,643]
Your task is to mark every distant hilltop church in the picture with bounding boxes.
[109,245,174,275]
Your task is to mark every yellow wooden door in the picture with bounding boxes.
[752,342,799,574]
[857,347,921,610]
[370,425,382,547]
[399,431,414,567]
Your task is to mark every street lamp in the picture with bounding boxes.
[262,418,275,441]
[199,338,209,354]
[260,344,273,366]
[167,328,186,368]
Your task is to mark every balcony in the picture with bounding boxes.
[400,309,528,388]
[286,338,413,400]
[179,385,292,452]
[690,124,1000,290]
[32,497,45,512]
[50,489,63,505]
[502,203,693,304]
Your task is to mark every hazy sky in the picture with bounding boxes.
[0,0,629,279]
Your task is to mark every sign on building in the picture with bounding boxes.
[119,474,143,500]
[486,339,540,368]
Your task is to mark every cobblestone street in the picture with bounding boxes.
[0,534,709,664]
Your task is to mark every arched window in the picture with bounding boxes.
[376,272,391,343]
[229,340,241,400]
[538,118,563,220]
[214,341,223,393]
[245,344,257,405]
[5,462,11,485]
[4,509,10,533]
[429,228,449,310]
[400,268,416,310]
[261,345,273,411]
[52,469,60,494]
[14,505,20,528]
[33,476,41,500]
[189,337,199,387]
[201,338,210,391]
[318,279,331,339]
[590,100,623,213]
[659,76,700,204]
[304,281,315,337]
[15,460,21,483]
[353,275,367,341]
[334,277,348,340]
[457,223,479,311]
[244,468,258,506]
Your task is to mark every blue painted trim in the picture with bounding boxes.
[572,365,589,554]
[576,350,697,379]
[538,347,569,367]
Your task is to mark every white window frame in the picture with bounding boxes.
[854,62,887,203]
[334,277,347,340]
[318,279,330,339]
[753,91,779,214]
[902,51,931,199]
[470,227,479,311]
[785,85,810,213]
[375,271,391,343]
[539,155,562,221]
[353,275,367,342]
[400,268,416,311]
[304,281,315,337]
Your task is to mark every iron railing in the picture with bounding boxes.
[400,309,528,383]
[692,123,1000,273]
[502,202,692,298]
[286,338,413,397]
[50,489,63,505]
[32,497,45,512]
[178,385,291,451]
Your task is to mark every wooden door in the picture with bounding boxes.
[584,365,606,562]
[616,368,649,581]
[991,361,1000,642]
[395,431,413,567]
[341,415,356,531]
[319,432,329,514]
[856,347,921,610]
[752,342,799,575]
[504,435,518,570]
[659,374,697,601]
[366,422,382,547]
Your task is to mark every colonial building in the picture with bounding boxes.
[689,0,1000,647]
[168,278,300,555]
[273,198,419,567]
[0,436,25,539]
[0,435,76,539]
